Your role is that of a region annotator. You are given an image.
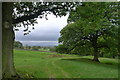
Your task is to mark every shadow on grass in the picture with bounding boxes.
[61,58,118,70]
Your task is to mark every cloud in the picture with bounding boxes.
[15,14,68,43]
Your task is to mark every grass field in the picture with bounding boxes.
[14,49,118,78]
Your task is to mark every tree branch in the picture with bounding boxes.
[68,36,91,52]
[97,44,109,49]
[12,7,64,24]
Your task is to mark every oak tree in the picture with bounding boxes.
[59,2,119,62]
[2,2,79,78]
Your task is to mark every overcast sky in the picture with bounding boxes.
[15,14,69,46]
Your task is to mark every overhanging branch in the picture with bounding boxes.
[97,44,109,49]
[12,7,64,24]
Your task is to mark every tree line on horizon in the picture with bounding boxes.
[14,41,56,51]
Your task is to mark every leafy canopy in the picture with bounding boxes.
[12,2,80,35]
[58,2,118,57]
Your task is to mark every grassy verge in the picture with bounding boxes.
[14,49,118,78]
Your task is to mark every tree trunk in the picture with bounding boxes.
[92,37,100,62]
[93,47,99,62]
[2,3,18,78]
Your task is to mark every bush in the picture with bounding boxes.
[55,44,69,54]
[32,46,39,51]
[49,47,56,52]
[14,41,23,49]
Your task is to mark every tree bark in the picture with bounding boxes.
[93,46,99,62]
[2,3,18,78]
[92,37,100,62]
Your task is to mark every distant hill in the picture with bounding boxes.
[21,41,60,47]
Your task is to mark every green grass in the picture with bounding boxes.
[14,49,118,78]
